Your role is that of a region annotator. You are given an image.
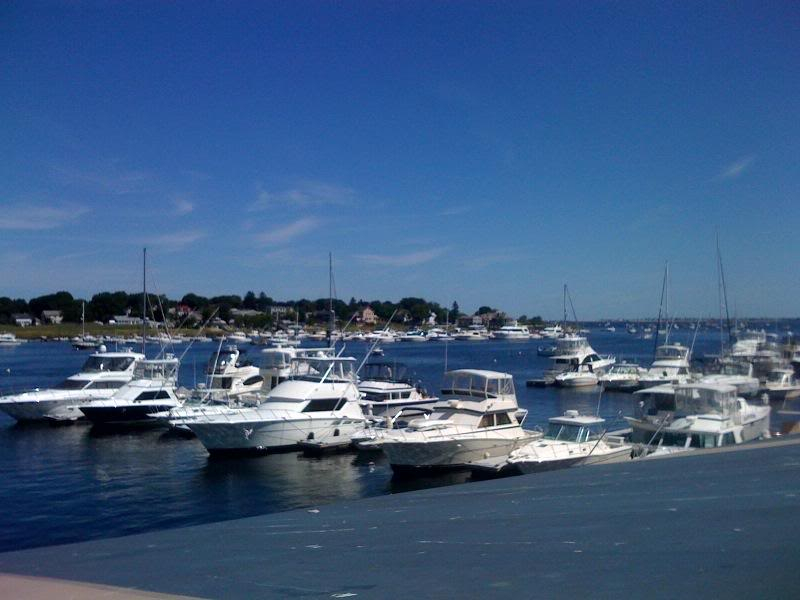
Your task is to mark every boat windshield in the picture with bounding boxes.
[544,423,591,443]
[291,358,355,382]
[55,379,89,390]
[134,361,179,380]
[261,351,294,368]
[768,371,790,384]
[81,356,136,373]
[656,346,688,360]
[207,351,237,374]
[674,386,735,415]
[612,365,637,375]
[721,362,750,376]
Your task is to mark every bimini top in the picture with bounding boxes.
[441,369,515,399]
[549,410,605,426]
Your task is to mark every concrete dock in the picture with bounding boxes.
[2,437,800,599]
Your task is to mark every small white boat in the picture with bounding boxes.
[79,356,183,425]
[638,344,693,389]
[454,325,489,341]
[599,362,645,390]
[763,368,800,402]
[505,411,632,473]
[398,329,428,342]
[554,364,599,387]
[0,332,24,346]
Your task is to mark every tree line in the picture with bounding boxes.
[0,290,544,328]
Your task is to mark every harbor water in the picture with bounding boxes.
[0,329,791,553]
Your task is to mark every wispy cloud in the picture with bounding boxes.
[255,217,320,246]
[52,163,151,194]
[717,155,755,181]
[171,195,195,215]
[144,229,206,251]
[250,181,355,211]
[355,247,447,267]
[0,203,89,230]
[439,205,471,217]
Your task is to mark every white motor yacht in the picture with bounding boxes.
[599,362,646,391]
[426,328,453,341]
[0,348,144,422]
[554,363,599,387]
[454,325,489,341]
[762,368,800,402]
[492,325,531,340]
[543,335,615,383]
[0,332,24,346]
[626,382,770,449]
[638,344,693,389]
[186,356,366,454]
[505,411,631,473]
[398,329,428,342]
[79,356,182,425]
[540,324,564,339]
[200,345,264,400]
[358,362,438,420]
[379,369,536,472]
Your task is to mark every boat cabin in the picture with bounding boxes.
[545,411,605,443]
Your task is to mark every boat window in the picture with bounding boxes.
[135,390,171,401]
[212,377,233,390]
[495,413,511,426]
[689,433,717,449]
[302,398,341,412]
[86,380,127,390]
[478,414,494,428]
[722,432,736,446]
[55,379,89,390]
[544,423,582,442]
[243,375,264,387]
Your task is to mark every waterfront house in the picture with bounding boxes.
[359,306,377,325]
[41,310,63,324]
[12,313,33,327]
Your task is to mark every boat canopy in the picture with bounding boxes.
[674,384,737,415]
[290,356,356,382]
[134,358,180,380]
[655,345,690,359]
[80,353,140,373]
[441,369,514,399]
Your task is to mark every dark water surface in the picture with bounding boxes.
[0,330,787,552]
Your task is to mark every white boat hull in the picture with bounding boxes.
[382,430,532,471]
[0,391,113,422]
[511,446,632,474]
[189,415,365,453]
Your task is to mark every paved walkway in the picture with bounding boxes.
[2,437,800,599]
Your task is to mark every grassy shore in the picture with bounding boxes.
[0,324,219,340]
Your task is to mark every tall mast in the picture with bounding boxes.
[653,261,667,361]
[81,301,85,338]
[716,232,732,352]
[327,252,335,344]
[562,284,567,331]
[142,247,147,356]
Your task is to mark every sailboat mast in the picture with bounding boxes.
[142,247,147,356]
[653,261,667,361]
[327,252,335,344]
[716,233,732,351]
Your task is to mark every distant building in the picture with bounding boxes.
[41,310,63,324]
[270,305,292,319]
[359,306,377,325]
[12,313,33,327]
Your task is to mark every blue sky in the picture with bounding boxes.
[2,2,798,319]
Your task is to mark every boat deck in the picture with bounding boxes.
[2,436,800,598]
